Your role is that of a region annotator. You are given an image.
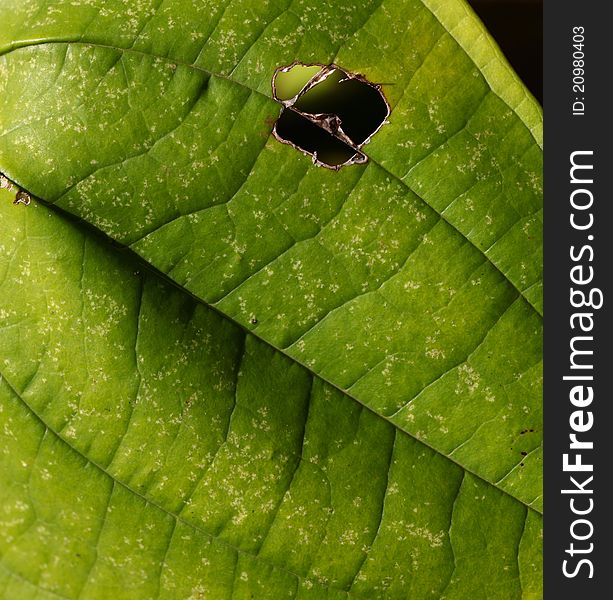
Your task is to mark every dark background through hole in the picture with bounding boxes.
[467,0,542,103]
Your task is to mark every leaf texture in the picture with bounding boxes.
[0,0,543,597]
[0,191,541,599]
[0,0,542,510]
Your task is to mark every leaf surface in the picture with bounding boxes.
[0,0,542,596]
[0,0,542,511]
[0,190,541,599]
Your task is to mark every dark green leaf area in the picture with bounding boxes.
[0,193,540,599]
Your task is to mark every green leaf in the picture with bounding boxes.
[0,0,542,596]
[0,0,542,511]
[0,190,541,598]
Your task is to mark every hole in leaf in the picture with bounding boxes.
[274,64,323,101]
[271,63,390,170]
[274,109,367,168]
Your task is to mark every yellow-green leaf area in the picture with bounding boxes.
[0,0,542,597]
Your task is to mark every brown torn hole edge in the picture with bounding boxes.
[271,62,391,170]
